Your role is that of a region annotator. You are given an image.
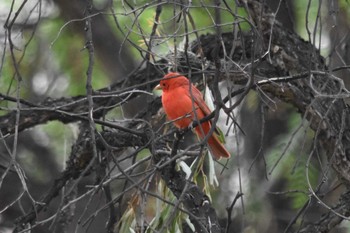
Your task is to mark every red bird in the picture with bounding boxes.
[155,72,230,159]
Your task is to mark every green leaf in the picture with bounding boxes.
[215,126,226,144]
[284,153,318,209]
[118,207,136,233]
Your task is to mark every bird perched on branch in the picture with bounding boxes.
[155,72,230,160]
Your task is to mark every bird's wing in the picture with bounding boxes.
[187,84,225,141]
[187,84,212,116]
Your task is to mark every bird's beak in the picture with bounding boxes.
[153,84,163,96]
[154,84,162,90]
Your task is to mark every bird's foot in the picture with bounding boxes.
[174,129,185,140]
[189,120,199,130]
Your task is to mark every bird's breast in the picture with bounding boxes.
[162,87,200,128]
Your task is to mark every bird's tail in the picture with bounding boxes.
[195,122,231,160]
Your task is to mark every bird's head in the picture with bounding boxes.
[155,72,189,92]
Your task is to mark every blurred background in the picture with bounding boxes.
[0,0,350,232]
